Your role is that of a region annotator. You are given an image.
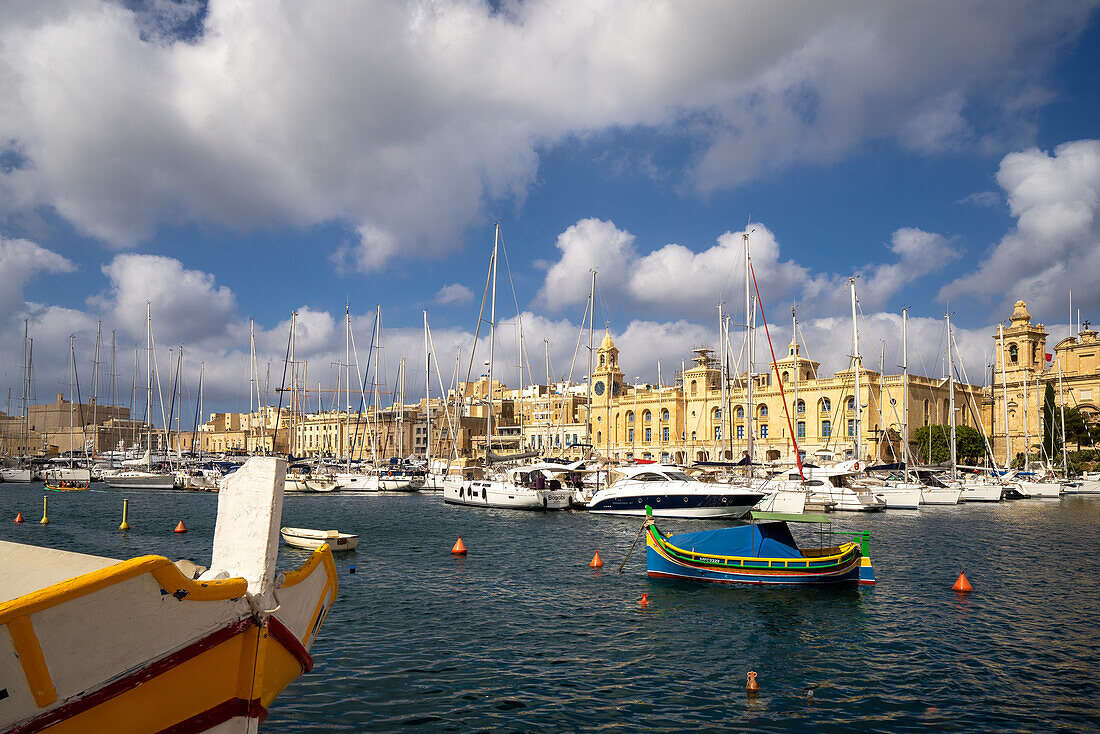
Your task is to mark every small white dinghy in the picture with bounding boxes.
[281,527,359,552]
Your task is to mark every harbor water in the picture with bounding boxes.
[2,485,1098,733]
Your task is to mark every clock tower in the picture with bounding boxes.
[591,330,623,405]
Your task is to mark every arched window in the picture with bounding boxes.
[847,396,855,411]
[626,411,634,423]
[713,407,722,421]
[782,371,789,383]
[597,431,602,444]
[796,399,805,414]
[1008,344,1018,363]
[821,398,831,414]
[643,410,651,422]
[822,420,832,437]
[690,380,698,396]
[736,406,745,418]
[691,431,697,440]
[599,354,605,366]
[661,408,669,421]
[923,399,929,426]
[758,404,768,418]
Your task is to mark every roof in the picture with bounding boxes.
[750,511,830,524]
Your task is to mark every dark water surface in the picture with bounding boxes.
[2,485,1098,733]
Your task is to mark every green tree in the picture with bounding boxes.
[914,424,986,465]
[1062,407,1100,449]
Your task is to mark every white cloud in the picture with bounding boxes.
[90,254,238,346]
[941,139,1100,315]
[0,1,1091,269]
[956,191,1001,208]
[537,219,955,320]
[0,237,75,323]
[435,283,474,306]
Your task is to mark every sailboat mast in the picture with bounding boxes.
[947,313,957,480]
[250,318,255,452]
[850,279,861,463]
[372,306,380,465]
[1022,365,1029,469]
[719,302,726,457]
[69,335,75,469]
[586,270,595,447]
[398,357,406,458]
[902,308,909,479]
[999,324,1011,467]
[146,302,152,458]
[424,312,431,470]
[20,319,28,457]
[91,320,101,452]
[1058,356,1068,476]
[345,306,351,468]
[792,306,798,462]
[290,311,297,458]
[544,339,551,453]
[744,232,753,473]
[657,360,663,458]
[487,223,499,456]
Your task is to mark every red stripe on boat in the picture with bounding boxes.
[266,616,314,673]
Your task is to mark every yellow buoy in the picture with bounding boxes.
[40,495,49,525]
[119,499,130,531]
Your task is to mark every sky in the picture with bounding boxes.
[1,0,1099,429]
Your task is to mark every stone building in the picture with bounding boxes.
[583,330,982,465]
[984,300,1100,465]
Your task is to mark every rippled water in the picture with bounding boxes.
[2,484,1098,732]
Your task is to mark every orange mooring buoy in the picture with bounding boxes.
[15,512,24,523]
[174,519,187,533]
[451,536,467,555]
[589,551,604,569]
[638,593,649,607]
[952,572,972,593]
[746,671,759,695]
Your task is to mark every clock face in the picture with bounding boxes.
[594,381,605,396]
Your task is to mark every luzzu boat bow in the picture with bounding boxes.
[0,456,337,733]
[645,508,875,586]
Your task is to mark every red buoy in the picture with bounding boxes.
[589,551,604,569]
[175,519,187,533]
[746,671,759,695]
[452,536,467,555]
[638,593,649,607]
[952,572,972,593]
[15,512,24,523]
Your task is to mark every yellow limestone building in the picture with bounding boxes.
[986,300,1100,465]
[586,330,982,465]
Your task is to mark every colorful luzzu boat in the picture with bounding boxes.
[0,457,337,733]
[645,507,875,586]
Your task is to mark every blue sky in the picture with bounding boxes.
[1,1,1099,421]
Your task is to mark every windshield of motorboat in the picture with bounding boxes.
[663,471,695,482]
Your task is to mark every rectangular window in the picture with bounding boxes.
[628,428,634,442]
[645,427,652,441]
[737,425,744,439]
[797,421,806,438]
[662,427,669,441]
[822,421,831,437]
[760,425,768,438]
[714,425,721,440]
[847,419,855,437]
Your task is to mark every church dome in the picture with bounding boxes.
[1010,300,1031,324]
[600,330,615,350]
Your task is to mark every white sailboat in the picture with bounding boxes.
[443,223,565,511]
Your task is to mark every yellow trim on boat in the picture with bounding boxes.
[6,615,57,708]
[279,544,338,595]
[0,556,248,626]
[652,528,858,566]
